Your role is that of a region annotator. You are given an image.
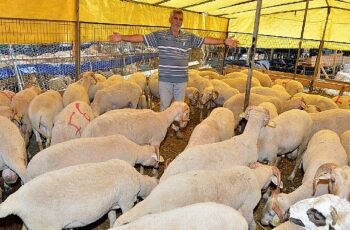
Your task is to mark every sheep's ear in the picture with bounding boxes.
[152,154,164,163]
[271,176,283,189]
[330,206,338,225]
[239,112,247,119]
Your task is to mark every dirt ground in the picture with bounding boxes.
[0,101,303,230]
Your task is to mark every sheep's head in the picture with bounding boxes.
[171,102,190,128]
[241,106,274,127]
[289,194,350,229]
[200,87,218,105]
[249,162,282,191]
[313,164,350,200]
[79,71,98,85]
[185,87,200,106]
[261,191,291,226]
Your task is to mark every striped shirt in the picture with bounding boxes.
[144,29,204,83]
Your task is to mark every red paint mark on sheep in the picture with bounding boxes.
[68,112,82,136]
[75,102,91,122]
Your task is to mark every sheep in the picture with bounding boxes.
[309,109,350,136]
[110,202,248,230]
[62,71,97,107]
[223,93,306,127]
[241,69,273,87]
[88,73,107,101]
[188,71,212,92]
[272,84,288,92]
[289,194,350,229]
[201,79,240,106]
[293,92,338,111]
[0,116,27,185]
[274,79,304,96]
[185,86,200,107]
[313,164,350,201]
[186,107,235,149]
[148,71,159,99]
[0,90,15,107]
[198,70,222,79]
[225,71,247,78]
[82,102,190,162]
[340,130,350,164]
[128,72,147,92]
[261,130,348,227]
[115,163,281,230]
[332,95,350,109]
[50,101,94,145]
[222,77,261,93]
[257,109,313,180]
[0,159,158,230]
[258,102,278,118]
[251,86,291,101]
[25,135,160,181]
[11,85,41,144]
[28,90,63,150]
[0,106,13,120]
[90,81,143,116]
[160,106,271,182]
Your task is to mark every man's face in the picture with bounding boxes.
[169,13,183,30]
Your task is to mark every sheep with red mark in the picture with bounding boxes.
[51,101,94,145]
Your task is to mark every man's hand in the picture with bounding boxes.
[224,37,239,47]
[108,32,122,42]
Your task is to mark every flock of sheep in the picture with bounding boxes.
[0,67,349,230]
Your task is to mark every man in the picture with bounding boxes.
[109,9,239,111]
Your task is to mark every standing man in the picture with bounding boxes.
[109,9,239,111]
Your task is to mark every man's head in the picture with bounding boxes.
[169,9,183,31]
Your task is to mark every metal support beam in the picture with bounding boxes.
[244,0,263,111]
[294,0,310,78]
[310,6,330,90]
[74,0,81,80]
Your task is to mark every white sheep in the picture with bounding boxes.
[88,73,107,101]
[310,109,350,136]
[251,86,291,101]
[160,106,271,182]
[340,130,350,165]
[0,116,27,185]
[261,130,348,227]
[187,71,212,93]
[271,84,288,92]
[294,92,338,111]
[186,107,235,149]
[223,93,305,127]
[28,90,63,150]
[332,95,350,109]
[313,164,350,201]
[82,102,190,161]
[90,81,143,116]
[241,69,273,87]
[50,101,94,145]
[11,85,41,144]
[222,77,261,93]
[0,159,157,230]
[201,79,240,106]
[128,72,147,92]
[115,163,281,230]
[110,202,248,230]
[289,194,350,229]
[25,134,161,181]
[258,102,278,118]
[0,90,15,107]
[62,71,97,107]
[0,106,13,120]
[148,71,159,99]
[257,109,313,180]
[274,79,304,96]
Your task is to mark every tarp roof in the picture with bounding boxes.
[1,0,350,50]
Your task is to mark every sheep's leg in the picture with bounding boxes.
[288,155,303,181]
[152,146,160,177]
[239,205,256,230]
[108,210,117,228]
[46,135,51,148]
[139,166,144,175]
[272,156,282,167]
[21,224,28,230]
[33,129,43,151]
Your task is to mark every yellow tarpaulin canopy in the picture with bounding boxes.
[1,0,350,50]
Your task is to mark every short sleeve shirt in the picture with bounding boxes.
[144,29,204,83]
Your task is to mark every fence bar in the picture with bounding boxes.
[243,0,262,111]
[74,0,81,80]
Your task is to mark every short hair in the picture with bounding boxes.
[170,9,183,18]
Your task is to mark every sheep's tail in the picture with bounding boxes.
[114,202,147,226]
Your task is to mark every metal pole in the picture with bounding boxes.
[74,0,81,80]
[310,6,330,90]
[294,0,310,78]
[221,23,230,74]
[243,0,263,111]
[9,45,24,91]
